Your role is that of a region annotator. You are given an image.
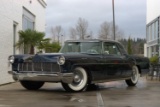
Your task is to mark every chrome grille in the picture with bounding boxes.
[18,62,60,72]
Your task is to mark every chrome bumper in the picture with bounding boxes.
[8,71,74,84]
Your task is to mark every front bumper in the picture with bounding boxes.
[8,71,74,84]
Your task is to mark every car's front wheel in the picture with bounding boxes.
[20,81,44,90]
[125,66,140,86]
[61,67,88,92]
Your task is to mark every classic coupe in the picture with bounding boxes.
[8,39,150,92]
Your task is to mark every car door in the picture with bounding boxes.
[103,42,131,80]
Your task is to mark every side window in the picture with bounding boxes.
[103,42,122,56]
[117,43,128,55]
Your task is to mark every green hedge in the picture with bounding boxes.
[149,55,159,64]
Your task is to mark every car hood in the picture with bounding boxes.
[14,53,63,63]
[14,52,101,63]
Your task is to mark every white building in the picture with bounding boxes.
[146,0,160,57]
[0,0,46,84]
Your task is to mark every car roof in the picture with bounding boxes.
[65,39,120,44]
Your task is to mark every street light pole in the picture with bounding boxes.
[112,0,116,40]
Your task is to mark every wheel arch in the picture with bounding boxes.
[136,65,141,74]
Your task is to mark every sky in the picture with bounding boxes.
[46,0,146,40]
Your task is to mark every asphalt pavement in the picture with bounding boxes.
[0,77,160,107]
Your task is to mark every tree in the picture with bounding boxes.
[98,21,124,40]
[119,37,146,55]
[55,26,62,43]
[127,37,132,54]
[51,25,63,43]
[55,26,62,37]
[76,17,88,39]
[114,25,124,40]
[98,21,111,39]
[138,43,144,54]
[16,29,50,54]
[39,42,61,53]
[69,27,77,40]
[87,31,93,39]
[51,27,56,42]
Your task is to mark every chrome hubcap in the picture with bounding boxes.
[71,70,84,86]
[74,75,81,83]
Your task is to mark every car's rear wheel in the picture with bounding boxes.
[20,81,44,90]
[125,66,140,86]
[61,67,88,92]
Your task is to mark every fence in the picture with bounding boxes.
[147,64,160,81]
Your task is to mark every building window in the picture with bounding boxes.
[152,23,155,39]
[147,27,149,41]
[22,7,35,31]
[154,22,156,39]
[146,17,160,57]
[147,47,149,57]
[23,16,34,30]
[147,19,159,42]
[22,7,35,54]
[152,23,154,40]
[156,45,159,55]
[156,21,158,39]
[149,25,152,41]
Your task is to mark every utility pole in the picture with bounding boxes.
[112,0,116,40]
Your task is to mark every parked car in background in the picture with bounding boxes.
[8,39,150,92]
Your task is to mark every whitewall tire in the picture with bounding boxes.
[61,67,88,92]
[125,66,140,86]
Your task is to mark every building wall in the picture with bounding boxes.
[144,44,147,57]
[146,0,160,58]
[147,0,160,24]
[0,0,46,84]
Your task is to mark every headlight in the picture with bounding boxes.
[57,56,65,65]
[8,55,15,64]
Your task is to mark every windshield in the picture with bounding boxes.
[59,42,102,54]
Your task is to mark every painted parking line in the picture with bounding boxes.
[0,105,11,107]
[97,92,105,107]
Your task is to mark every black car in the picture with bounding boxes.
[8,39,150,92]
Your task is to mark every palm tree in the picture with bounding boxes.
[16,29,50,54]
[38,42,61,53]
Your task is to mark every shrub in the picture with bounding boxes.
[149,55,159,64]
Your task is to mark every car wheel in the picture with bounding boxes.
[20,81,44,90]
[61,67,88,92]
[125,66,140,86]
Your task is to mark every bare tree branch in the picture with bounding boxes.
[51,27,56,42]
[86,31,93,39]
[98,21,124,40]
[55,26,62,37]
[51,25,63,43]
[98,21,111,39]
[76,17,88,39]
[69,27,77,40]
[114,25,124,40]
